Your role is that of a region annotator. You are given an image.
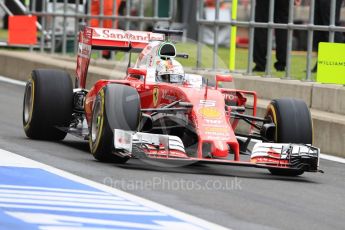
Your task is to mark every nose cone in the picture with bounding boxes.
[185,88,239,159]
[213,140,230,158]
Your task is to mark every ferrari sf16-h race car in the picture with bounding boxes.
[23,27,321,176]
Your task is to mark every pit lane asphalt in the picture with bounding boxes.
[1,81,344,230]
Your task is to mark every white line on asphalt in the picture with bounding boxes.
[6,212,197,230]
[0,193,138,206]
[0,75,26,86]
[319,154,345,164]
[0,189,124,200]
[0,185,110,195]
[1,75,344,165]
[0,148,228,230]
[0,204,166,216]
[0,197,154,211]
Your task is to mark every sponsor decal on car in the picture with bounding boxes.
[78,43,91,58]
[204,126,228,133]
[199,107,222,119]
[92,28,102,38]
[162,90,177,102]
[204,119,223,125]
[205,132,229,137]
[205,136,229,141]
[199,100,216,107]
[92,28,165,42]
[153,86,159,107]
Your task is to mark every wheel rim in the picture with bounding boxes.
[91,99,102,143]
[24,81,33,124]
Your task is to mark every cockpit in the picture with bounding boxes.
[155,59,185,84]
[156,74,185,83]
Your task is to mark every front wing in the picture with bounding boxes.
[113,129,320,173]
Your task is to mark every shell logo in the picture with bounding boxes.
[199,107,222,118]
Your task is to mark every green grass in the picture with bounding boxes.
[174,42,317,80]
[0,29,8,40]
[110,42,317,80]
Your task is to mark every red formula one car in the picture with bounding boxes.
[23,27,320,176]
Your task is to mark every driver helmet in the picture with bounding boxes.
[156,59,184,83]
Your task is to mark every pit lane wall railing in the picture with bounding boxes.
[196,0,345,81]
[1,0,344,82]
[0,0,175,54]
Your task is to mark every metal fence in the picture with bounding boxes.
[196,0,345,81]
[1,0,344,81]
[0,0,175,54]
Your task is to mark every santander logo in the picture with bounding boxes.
[92,29,102,38]
[92,28,164,42]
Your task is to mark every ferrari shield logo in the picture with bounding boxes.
[153,86,159,107]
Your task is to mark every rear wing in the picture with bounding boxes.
[91,27,165,51]
[76,26,164,88]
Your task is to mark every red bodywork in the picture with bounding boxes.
[85,76,256,161]
[83,78,258,162]
[78,27,259,162]
[72,27,321,175]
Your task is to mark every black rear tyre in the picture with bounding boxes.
[265,98,313,176]
[23,69,73,140]
[89,84,141,163]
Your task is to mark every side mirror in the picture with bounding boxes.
[128,67,147,87]
[176,53,189,59]
[215,74,233,89]
[128,67,147,76]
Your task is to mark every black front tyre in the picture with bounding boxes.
[23,69,73,140]
[89,84,141,163]
[265,98,313,176]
